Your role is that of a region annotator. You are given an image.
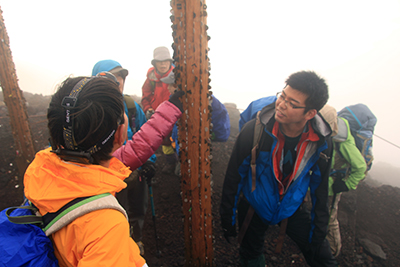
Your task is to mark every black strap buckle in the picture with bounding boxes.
[61,96,78,109]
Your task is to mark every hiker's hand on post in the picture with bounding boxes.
[141,161,156,185]
[332,179,349,194]
[168,91,185,112]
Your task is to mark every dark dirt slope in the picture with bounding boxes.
[0,93,399,266]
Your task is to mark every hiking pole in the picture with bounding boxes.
[142,161,161,257]
[148,184,162,257]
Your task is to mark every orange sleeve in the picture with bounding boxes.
[53,209,146,267]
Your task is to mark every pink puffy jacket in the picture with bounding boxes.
[113,100,182,169]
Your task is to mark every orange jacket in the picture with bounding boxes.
[24,148,147,267]
[141,66,174,113]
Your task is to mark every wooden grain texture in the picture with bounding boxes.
[170,0,213,265]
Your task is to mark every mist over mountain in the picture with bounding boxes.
[1,92,398,190]
[368,161,400,188]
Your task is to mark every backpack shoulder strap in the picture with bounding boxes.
[250,111,263,192]
[123,95,137,118]
[123,95,137,132]
[5,193,127,237]
[150,80,156,92]
[5,201,42,225]
[43,193,127,236]
[238,111,265,245]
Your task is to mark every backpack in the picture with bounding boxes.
[337,103,377,171]
[210,96,230,142]
[0,193,126,267]
[239,95,277,131]
[123,95,137,134]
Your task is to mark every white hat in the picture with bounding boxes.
[151,46,173,66]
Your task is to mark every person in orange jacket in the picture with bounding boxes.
[24,74,184,266]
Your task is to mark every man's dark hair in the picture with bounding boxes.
[47,76,124,164]
[285,70,329,112]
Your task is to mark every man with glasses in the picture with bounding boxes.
[220,70,337,266]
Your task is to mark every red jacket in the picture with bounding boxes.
[141,66,174,113]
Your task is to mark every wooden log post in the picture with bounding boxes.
[170,0,213,266]
[0,7,36,177]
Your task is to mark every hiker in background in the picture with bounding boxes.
[92,60,147,141]
[23,75,183,266]
[319,104,367,257]
[141,46,177,174]
[160,71,231,176]
[220,71,337,267]
[92,59,156,255]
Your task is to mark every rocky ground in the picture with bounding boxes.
[0,93,399,266]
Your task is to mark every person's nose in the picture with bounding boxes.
[277,99,288,109]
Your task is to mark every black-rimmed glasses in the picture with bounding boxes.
[276,92,307,109]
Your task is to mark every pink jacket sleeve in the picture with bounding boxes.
[113,101,182,170]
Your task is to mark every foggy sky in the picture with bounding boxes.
[1,1,400,184]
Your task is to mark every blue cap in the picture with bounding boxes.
[92,60,129,77]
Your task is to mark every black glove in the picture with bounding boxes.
[140,161,156,185]
[168,91,185,112]
[222,223,237,244]
[332,179,349,194]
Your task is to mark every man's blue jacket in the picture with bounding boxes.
[220,102,333,245]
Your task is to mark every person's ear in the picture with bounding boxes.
[304,109,317,121]
[113,122,127,150]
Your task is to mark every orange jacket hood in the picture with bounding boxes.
[24,148,131,214]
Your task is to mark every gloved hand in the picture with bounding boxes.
[146,109,155,120]
[168,90,185,112]
[332,179,349,194]
[140,161,156,185]
[222,223,237,244]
